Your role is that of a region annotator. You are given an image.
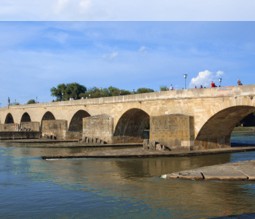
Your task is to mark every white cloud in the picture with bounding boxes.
[103,51,119,60]
[79,0,91,11]
[190,70,224,88]
[0,0,255,21]
[55,0,69,14]
[53,0,92,17]
[216,70,224,77]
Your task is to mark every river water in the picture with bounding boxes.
[0,136,255,218]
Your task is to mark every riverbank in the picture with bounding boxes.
[0,139,142,148]
[1,139,255,160]
[161,160,255,181]
[41,146,255,159]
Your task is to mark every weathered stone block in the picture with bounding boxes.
[41,120,67,140]
[83,114,113,144]
[0,131,41,140]
[0,123,19,132]
[150,114,194,150]
[20,122,40,131]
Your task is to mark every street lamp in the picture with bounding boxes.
[183,74,188,89]
[218,77,222,87]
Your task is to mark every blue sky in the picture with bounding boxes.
[0,1,255,106]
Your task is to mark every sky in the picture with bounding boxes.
[0,1,255,106]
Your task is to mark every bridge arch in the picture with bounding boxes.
[5,113,14,124]
[195,106,255,149]
[68,110,90,132]
[20,112,31,123]
[114,108,150,143]
[41,111,55,122]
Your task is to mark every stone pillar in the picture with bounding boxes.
[82,114,113,144]
[41,120,67,140]
[149,114,194,151]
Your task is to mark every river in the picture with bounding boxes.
[0,136,255,218]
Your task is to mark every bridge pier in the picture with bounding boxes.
[82,114,114,143]
[41,120,68,140]
[147,114,194,151]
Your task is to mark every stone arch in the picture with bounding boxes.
[5,113,14,124]
[195,106,255,149]
[114,108,150,143]
[41,111,55,122]
[20,112,31,123]
[68,110,90,132]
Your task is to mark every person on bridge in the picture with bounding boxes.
[237,79,243,86]
[211,81,217,88]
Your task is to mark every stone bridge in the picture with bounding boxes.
[1,85,255,150]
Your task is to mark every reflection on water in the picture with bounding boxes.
[0,145,255,219]
[231,132,255,146]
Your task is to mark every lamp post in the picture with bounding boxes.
[218,77,222,87]
[183,74,188,89]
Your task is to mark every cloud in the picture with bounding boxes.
[79,0,91,11]
[0,0,255,21]
[103,51,119,60]
[216,70,224,77]
[53,0,92,16]
[190,70,224,88]
[55,0,69,14]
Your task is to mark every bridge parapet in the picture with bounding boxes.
[1,85,255,110]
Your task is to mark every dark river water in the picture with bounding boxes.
[0,135,255,218]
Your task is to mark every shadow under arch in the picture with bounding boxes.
[114,108,150,143]
[20,112,31,123]
[41,111,55,122]
[68,110,90,132]
[5,113,14,124]
[195,106,255,149]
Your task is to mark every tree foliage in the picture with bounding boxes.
[160,86,169,91]
[79,86,131,99]
[51,83,87,101]
[27,99,36,104]
[136,88,154,93]
[51,83,155,101]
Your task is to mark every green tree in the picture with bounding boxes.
[27,99,36,104]
[136,88,154,94]
[160,86,169,91]
[108,86,121,96]
[50,83,66,101]
[51,83,86,101]
[119,89,131,95]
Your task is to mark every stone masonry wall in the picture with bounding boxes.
[0,132,41,140]
[150,114,194,150]
[83,114,113,143]
[20,122,40,131]
[41,120,67,140]
[0,123,19,132]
